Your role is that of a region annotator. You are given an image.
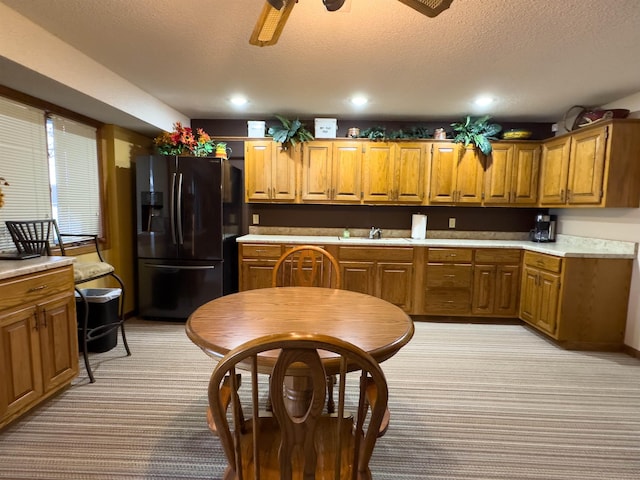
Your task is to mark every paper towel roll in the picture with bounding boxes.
[411,214,427,239]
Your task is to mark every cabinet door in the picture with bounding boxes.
[494,264,520,316]
[245,141,273,201]
[38,294,78,392]
[472,264,496,314]
[395,142,426,203]
[567,125,606,205]
[240,260,278,291]
[483,143,514,204]
[511,144,540,204]
[376,262,413,312]
[456,146,484,203]
[362,143,395,202]
[0,305,43,420]
[519,265,539,324]
[331,142,362,202]
[340,261,376,296]
[429,143,458,203]
[537,270,561,335]
[539,136,571,204]
[302,142,333,202]
[272,146,298,201]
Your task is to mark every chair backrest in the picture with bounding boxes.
[208,332,389,480]
[271,245,341,288]
[5,220,64,255]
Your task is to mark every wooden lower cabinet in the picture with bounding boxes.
[422,248,473,315]
[472,249,521,316]
[1,265,78,429]
[239,243,283,290]
[338,246,414,313]
[519,251,631,349]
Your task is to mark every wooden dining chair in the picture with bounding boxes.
[208,332,389,480]
[5,219,131,383]
[271,245,341,289]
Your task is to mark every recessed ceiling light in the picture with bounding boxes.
[350,95,368,106]
[230,95,248,106]
[474,95,494,107]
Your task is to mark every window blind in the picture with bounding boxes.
[0,97,50,252]
[49,114,101,237]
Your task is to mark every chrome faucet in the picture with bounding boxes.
[369,227,382,239]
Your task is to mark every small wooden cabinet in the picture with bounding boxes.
[1,264,78,429]
[362,142,427,203]
[519,251,631,349]
[301,141,362,203]
[238,243,283,291]
[483,143,540,205]
[245,141,298,202]
[338,246,414,312]
[539,120,640,207]
[472,249,521,316]
[429,144,484,204]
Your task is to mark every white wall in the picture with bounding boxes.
[553,91,640,350]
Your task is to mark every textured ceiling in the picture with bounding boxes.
[2,0,640,132]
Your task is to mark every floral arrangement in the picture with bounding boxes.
[154,122,217,157]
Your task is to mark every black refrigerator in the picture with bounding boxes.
[135,155,241,320]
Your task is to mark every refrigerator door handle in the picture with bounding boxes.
[177,173,184,245]
[170,173,177,245]
[143,263,217,270]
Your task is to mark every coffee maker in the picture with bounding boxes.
[531,213,557,242]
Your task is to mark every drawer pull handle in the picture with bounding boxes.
[28,284,47,292]
[444,274,455,278]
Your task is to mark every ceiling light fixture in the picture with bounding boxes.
[398,0,454,17]
[230,95,248,106]
[350,95,368,106]
[474,95,494,107]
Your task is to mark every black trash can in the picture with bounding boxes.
[76,288,121,353]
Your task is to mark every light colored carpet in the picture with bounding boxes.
[1,319,639,479]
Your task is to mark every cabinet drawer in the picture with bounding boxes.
[475,249,521,264]
[523,251,562,273]
[426,264,472,288]
[428,248,473,263]
[241,244,282,258]
[338,246,414,262]
[424,289,472,314]
[0,266,74,312]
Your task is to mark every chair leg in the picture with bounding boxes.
[326,374,336,414]
[76,287,95,383]
[111,272,131,357]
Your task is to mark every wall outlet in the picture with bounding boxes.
[252,214,260,225]
[448,217,456,229]
[551,123,558,132]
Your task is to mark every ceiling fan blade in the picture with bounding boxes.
[249,0,297,47]
[397,0,453,17]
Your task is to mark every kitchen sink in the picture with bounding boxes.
[336,237,411,244]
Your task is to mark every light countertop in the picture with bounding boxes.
[0,256,74,281]
[237,232,637,259]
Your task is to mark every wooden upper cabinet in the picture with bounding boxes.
[483,142,540,205]
[245,141,297,202]
[539,136,571,205]
[362,142,395,202]
[302,141,362,203]
[566,125,607,205]
[430,144,483,204]
[395,142,427,203]
[362,142,426,204]
[539,120,640,208]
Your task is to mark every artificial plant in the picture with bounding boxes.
[450,115,502,155]
[267,114,314,150]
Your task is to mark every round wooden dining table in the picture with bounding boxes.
[186,286,415,375]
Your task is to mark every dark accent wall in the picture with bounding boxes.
[248,204,541,232]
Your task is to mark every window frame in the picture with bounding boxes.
[0,85,109,255]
